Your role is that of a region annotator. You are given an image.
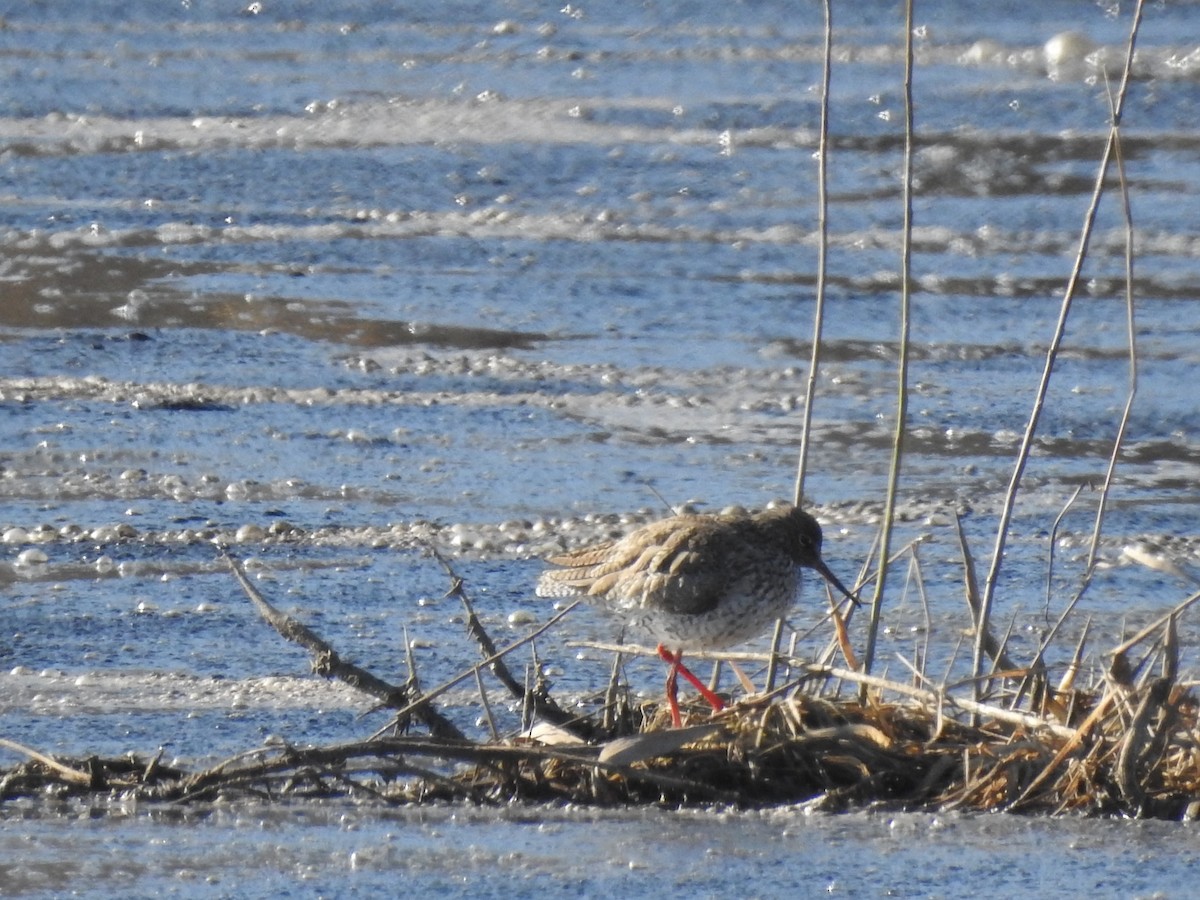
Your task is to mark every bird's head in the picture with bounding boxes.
[775,506,859,607]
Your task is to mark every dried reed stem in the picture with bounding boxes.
[862,0,915,684]
[793,0,834,504]
[976,0,1147,687]
[1083,78,1139,576]
[575,640,1078,741]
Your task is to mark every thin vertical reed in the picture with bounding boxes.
[1083,96,1138,574]
[974,0,1146,688]
[793,0,833,505]
[861,0,915,681]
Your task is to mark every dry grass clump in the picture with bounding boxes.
[3,552,1198,821]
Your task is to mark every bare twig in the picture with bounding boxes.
[367,599,584,742]
[427,544,598,739]
[602,650,627,734]
[223,549,465,741]
[1045,483,1088,622]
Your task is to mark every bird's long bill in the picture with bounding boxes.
[812,557,860,607]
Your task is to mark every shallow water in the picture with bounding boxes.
[3,0,1200,895]
[2,802,1197,899]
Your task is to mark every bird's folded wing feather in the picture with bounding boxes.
[537,519,729,616]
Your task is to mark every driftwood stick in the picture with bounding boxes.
[0,738,93,786]
[223,550,465,741]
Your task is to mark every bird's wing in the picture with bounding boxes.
[542,539,620,569]
[617,522,727,615]
[535,538,621,598]
[536,518,727,615]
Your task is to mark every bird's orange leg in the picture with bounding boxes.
[656,644,726,726]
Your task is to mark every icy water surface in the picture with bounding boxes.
[3,0,1200,895]
[2,803,1198,899]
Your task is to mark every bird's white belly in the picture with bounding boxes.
[625,583,798,651]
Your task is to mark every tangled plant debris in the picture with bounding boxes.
[3,549,1198,821]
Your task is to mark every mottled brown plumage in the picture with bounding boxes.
[537,504,855,725]
[537,504,853,650]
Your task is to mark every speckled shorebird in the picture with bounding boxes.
[536,504,857,727]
